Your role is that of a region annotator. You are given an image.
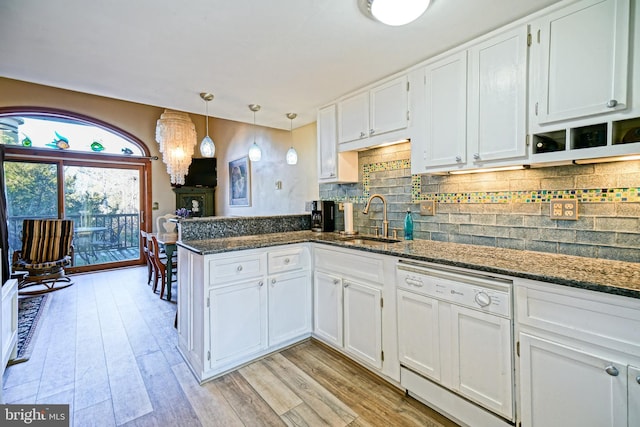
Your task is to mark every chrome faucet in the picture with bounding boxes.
[363,193,389,238]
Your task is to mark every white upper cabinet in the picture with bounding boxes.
[317,104,358,183]
[468,25,528,163]
[531,0,630,125]
[338,92,370,144]
[422,51,468,169]
[415,25,528,173]
[338,75,409,147]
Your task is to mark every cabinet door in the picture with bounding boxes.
[519,333,627,427]
[533,0,629,124]
[423,52,467,168]
[313,270,343,347]
[209,279,267,366]
[468,26,527,162]
[343,280,382,369]
[450,305,514,420]
[338,91,369,144]
[370,76,408,137]
[397,289,440,381]
[268,270,311,347]
[317,104,338,180]
[629,365,640,427]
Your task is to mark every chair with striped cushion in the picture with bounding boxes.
[12,219,75,295]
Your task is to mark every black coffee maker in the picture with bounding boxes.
[311,200,335,232]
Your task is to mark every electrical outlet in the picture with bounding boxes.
[550,199,578,220]
[338,202,344,211]
[420,201,435,216]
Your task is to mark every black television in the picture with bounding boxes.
[181,158,217,187]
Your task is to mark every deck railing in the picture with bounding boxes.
[8,213,140,266]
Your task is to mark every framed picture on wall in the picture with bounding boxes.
[229,156,250,207]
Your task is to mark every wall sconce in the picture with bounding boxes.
[286,112,298,165]
[155,110,197,185]
[248,104,262,162]
[199,92,215,158]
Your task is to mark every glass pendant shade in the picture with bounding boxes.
[368,0,431,26]
[286,147,298,165]
[199,92,215,158]
[285,112,298,165]
[200,135,215,157]
[249,142,262,161]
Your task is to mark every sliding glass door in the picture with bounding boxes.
[5,160,144,272]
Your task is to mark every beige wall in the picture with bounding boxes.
[0,77,319,229]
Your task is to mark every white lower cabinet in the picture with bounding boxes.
[268,270,311,348]
[519,333,627,427]
[178,244,311,382]
[343,279,382,369]
[209,279,267,366]
[313,245,397,379]
[516,279,640,427]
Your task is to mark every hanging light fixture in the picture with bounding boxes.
[285,113,298,165]
[199,92,215,158]
[155,110,197,185]
[248,104,262,161]
[360,0,431,26]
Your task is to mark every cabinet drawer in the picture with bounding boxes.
[268,246,309,274]
[314,245,384,285]
[208,253,266,286]
[516,280,640,355]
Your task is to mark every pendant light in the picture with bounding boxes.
[248,104,262,161]
[285,113,298,165]
[361,0,431,26]
[199,92,215,157]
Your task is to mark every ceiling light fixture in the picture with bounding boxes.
[360,0,431,26]
[248,104,262,162]
[155,110,197,185]
[199,92,215,158]
[286,113,298,165]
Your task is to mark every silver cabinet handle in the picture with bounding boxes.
[258,280,264,287]
[237,265,243,272]
[605,365,619,376]
[330,172,336,177]
[284,258,290,264]
[636,376,640,385]
[473,153,480,160]
[344,282,350,288]
[333,279,340,285]
[370,129,375,135]
[271,278,276,284]
[360,131,366,138]
[606,99,618,108]
[455,156,462,162]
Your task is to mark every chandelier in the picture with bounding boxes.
[155,110,197,185]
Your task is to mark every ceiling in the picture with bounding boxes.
[0,0,562,130]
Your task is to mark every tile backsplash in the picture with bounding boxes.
[320,142,640,262]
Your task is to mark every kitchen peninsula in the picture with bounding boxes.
[176,215,640,427]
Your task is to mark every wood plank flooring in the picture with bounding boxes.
[2,267,459,427]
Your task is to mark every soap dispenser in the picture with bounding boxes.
[404,208,413,240]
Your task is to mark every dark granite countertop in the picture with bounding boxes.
[178,230,640,300]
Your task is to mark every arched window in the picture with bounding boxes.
[0,108,152,273]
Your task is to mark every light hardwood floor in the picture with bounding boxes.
[2,267,459,427]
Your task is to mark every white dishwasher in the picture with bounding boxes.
[396,260,515,427]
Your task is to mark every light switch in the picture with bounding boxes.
[550,199,578,220]
[275,180,282,190]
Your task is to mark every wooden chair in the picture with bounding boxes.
[156,213,178,234]
[149,234,177,300]
[140,230,153,285]
[12,219,75,295]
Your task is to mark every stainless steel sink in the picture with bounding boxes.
[340,236,401,246]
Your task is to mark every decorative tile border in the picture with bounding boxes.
[358,159,640,204]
